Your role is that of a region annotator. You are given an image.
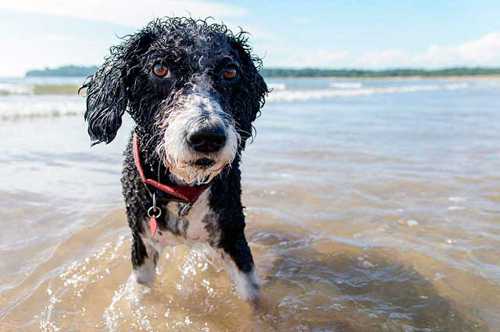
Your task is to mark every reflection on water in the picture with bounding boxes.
[1,77,500,331]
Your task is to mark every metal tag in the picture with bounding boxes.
[178,203,192,217]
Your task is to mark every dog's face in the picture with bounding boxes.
[83,18,267,185]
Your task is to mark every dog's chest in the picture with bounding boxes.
[158,190,218,243]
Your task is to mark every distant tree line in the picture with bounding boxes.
[26,65,98,77]
[260,67,500,77]
[26,65,500,78]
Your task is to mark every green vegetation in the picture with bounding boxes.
[260,67,500,78]
[25,65,500,78]
[26,65,97,77]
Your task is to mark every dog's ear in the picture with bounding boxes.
[229,37,268,145]
[246,65,268,124]
[81,31,154,145]
[231,38,268,125]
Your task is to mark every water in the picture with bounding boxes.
[0,76,499,331]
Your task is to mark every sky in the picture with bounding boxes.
[2,0,500,76]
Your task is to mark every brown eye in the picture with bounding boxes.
[152,63,169,78]
[223,67,238,80]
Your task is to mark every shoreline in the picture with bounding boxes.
[14,74,500,81]
[0,75,497,96]
[263,74,500,80]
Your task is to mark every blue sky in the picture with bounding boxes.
[2,0,500,76]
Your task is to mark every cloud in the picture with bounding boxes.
[2,3,500,75]
[0,0,246,26]
[0,2,251,77]
[353,32,500,68]
[264,31,500,69]
[353,50,409,68]
[264,48,350,68]
[420,32,500,66]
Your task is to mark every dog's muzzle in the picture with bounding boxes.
[158,91,240,185]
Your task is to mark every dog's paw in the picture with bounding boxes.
[133,265,156,286]
[232,268,261,303]
[250,292,272,313]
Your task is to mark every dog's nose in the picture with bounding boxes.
[187,126,227,153]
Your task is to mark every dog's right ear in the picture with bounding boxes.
[81,31,155,145]
[81,59,127,145]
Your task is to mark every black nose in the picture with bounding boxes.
[187,126,227,153]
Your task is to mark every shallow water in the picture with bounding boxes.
[0,77,500,331]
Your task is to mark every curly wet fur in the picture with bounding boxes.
[82,17,268,302]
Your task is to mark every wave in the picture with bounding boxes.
[0,109,83,121]
[0,84,33,96]
[0,96,85,121]
[268,82,286,91]
[0,81,471,120]
[329,82,363,89]
[268,82,469,102]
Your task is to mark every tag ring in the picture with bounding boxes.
[147,206,162,218]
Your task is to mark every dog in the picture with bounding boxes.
[81,18,268,303]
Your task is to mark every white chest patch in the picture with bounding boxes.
[178,189,211,241]
[143,189,219,253]
[167,189,215,241]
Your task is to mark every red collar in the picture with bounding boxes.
[132,133,208,204]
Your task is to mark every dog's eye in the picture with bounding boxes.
[152,63,170,78]
[222,67,238,80]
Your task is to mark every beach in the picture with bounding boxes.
[0,76,499,331]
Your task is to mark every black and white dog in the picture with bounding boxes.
[82,18,267,303]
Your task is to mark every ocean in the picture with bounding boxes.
[0,76,499,331]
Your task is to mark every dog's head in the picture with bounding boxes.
[82,18,268,185]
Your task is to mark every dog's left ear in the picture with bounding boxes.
[81,31,154,145]
[231,40,268,126]
[247,68,268,123]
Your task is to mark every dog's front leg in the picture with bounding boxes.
[219,234,260,303]
[131,231,159,285]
